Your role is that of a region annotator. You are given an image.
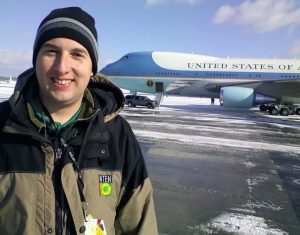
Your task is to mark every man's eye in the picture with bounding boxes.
[44,49,57,55]
[73,52,84,58]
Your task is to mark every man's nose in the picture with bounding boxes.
[54,52,70,73]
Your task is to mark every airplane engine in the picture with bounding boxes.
[220,87,276,108]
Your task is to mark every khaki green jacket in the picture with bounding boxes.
[0,69,158,235]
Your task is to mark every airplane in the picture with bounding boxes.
[100,51,300,115]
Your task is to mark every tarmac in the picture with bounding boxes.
[121,98,300,235]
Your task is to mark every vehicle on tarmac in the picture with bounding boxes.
[125,95,158,109]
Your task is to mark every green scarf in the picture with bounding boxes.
[34,104,82,131]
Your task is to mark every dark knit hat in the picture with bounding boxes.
[32,7,99,74]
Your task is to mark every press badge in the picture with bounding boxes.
[84,214,107,235]
[99,175,112,196]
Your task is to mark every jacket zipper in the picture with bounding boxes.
[53,138,64,235]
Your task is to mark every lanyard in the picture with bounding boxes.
[59,137,88,221]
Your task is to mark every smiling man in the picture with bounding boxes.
[35,38,93,124]
[0,7,157,235]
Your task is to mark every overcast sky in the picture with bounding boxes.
[1,0,300,76]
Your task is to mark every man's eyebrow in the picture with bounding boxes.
[41,42,59,49]
[72,47,89,55]
[41,43,89,55]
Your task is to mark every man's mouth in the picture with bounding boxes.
[52,78,73,85]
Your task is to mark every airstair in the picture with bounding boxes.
[155,91,164,107]
[155,82,164,107]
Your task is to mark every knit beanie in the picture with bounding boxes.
[32,7,99,74]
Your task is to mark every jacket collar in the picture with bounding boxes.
[8,68,125,130]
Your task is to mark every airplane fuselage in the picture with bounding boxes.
[100,51,300,107]
[101,52,299,94]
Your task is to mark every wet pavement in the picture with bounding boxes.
[121,102,300,235]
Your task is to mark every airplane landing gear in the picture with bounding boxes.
[260,104,300,116]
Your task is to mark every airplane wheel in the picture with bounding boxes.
[269,107,279,115]
[259,105,268,112]
[128,102,133,107]
[280,108,289,116]
[288,108,295,115]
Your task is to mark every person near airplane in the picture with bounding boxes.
[0,7,157,235]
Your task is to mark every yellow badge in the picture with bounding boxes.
[99,175,112,196]
[84,214,107,235]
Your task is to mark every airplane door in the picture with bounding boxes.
[155,82,164,92]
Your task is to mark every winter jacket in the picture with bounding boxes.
[0,68,158,235]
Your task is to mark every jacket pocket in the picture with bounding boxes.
[0,173,36,235]
[84,141,110,163]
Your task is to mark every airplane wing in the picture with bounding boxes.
[238,79,300,98]
[165,79,196,91]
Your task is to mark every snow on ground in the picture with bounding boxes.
[0,82,15,102]
[134,129,300,155]
[190,212,289,235]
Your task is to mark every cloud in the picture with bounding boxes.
[212,4,235,24]
[146,0,202,6]
[0,49,32,76]
[212,0,300,33]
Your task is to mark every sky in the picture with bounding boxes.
[1,0,300,76]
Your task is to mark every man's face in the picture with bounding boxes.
[35,37,93,111]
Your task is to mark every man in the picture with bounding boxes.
[0,7,158,235]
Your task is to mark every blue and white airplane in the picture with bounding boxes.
[100,51,300,112]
